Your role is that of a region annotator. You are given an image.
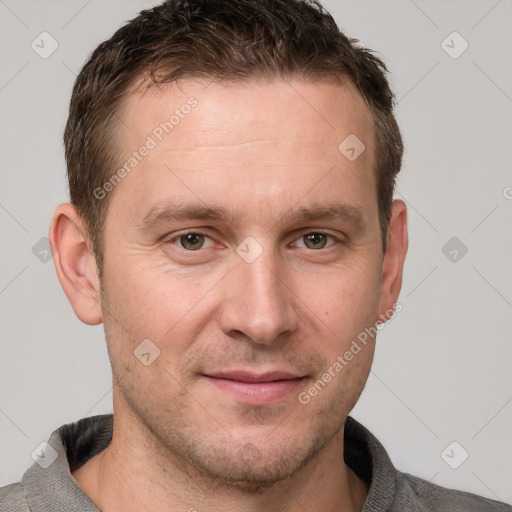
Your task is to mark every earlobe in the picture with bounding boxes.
[377,199,408,322]
[49,203,103,325]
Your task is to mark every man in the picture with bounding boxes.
[1,0,509,510]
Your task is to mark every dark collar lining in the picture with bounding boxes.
[58,414,114,473]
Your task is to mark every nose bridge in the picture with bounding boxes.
[244,251,283,306]
[220,246,298,345]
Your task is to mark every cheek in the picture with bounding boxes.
[103,256,211,332]
[100,257,225,377]
[312,259,382,336]
[327,342,374,412]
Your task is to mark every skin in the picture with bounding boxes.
[50,77,408,512]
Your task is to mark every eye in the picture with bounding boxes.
[174,232,215,251]
[296,232,336,250]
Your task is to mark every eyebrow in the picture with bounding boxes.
[138,203,236,229]
[286,203,364,225]
[137,201,364,230]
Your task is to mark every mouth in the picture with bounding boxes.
[202,370,306,404]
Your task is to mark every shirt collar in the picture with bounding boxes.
[21,414,397,511]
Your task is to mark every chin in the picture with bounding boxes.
[179,429,331,492]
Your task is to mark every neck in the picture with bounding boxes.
[72,410,367,512]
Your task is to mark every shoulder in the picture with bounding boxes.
[344,417,511,512]
[0,482,30,511]
[395,471,512,512]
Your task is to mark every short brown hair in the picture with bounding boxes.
[64,0,403,275]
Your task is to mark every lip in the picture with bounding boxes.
[206,370,302,383]
[203,370,305,404]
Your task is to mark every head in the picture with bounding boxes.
[51,0,407,490]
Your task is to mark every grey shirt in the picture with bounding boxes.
[0,414,510,511]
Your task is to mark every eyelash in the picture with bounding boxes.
[165,230,340,251]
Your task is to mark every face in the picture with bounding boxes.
[99,78,392,486]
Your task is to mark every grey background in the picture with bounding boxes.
[1,0,511,503]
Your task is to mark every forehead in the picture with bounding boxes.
[122,77,373,154]
[110,77,376,225]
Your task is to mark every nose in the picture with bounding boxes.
[219,250,299,346]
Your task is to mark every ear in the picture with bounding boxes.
[377,199,408,322]
[49,203,103,325]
